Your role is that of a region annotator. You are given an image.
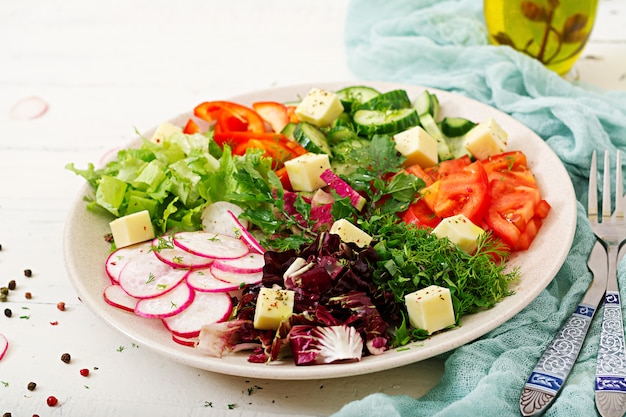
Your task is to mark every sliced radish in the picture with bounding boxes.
[0,333,7,360]
[186,268,241,292]
[151,236,214,269]
[172,333,198,347]
[227,210,266,254]
[103,284,138,312]
[162,291,233,338]
[135,283,195,318]
[118,252,188,299]
[105,241,152,283]
[212,252,265,274]
[210,264,263,286]
[173,231,249,260]
[201,201,249,237]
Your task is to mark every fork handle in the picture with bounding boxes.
[595,290,626,414]
[520,303,598,417]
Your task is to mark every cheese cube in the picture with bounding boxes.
[151,122,182,144]
[329,219,373,248]
[463,117,508,160]
[284,153,331,192]
[405,285,456,334]
[254,287,295,330]
[109,210,156,248]
[431,214,485,254]
[294,88,344,127]
[393,126,438,168]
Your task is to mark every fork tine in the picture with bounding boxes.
[616,150,623,220]
[603,150,611,220]
[589,151,598,222]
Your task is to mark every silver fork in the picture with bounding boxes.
[519,152,609,417]
[592,150,626,417]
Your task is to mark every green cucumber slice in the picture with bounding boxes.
[335,86,380,113]
[355,89,412,112]
[353,108,419,136]
[294,122,332,155]
[441,117,477,137]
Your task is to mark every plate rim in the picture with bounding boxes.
[63,80,577,380]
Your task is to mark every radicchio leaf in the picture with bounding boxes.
[289,325,363,365]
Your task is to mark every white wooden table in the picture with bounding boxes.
[1,1,624,416]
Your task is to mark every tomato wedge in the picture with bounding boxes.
[183,118,199,134]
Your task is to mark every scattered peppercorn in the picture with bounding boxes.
[27,381,37,391]
[4,308,11,318]
[46,396,58,406]
[3,412,12,417]
[7,280,16,291]
[56,302,65,311]
[79,368,89,377]
[0,287,7,296]
[24,292,31,299]
[0,294,6,302]
[60,353,71,364]
[24,269,32,278]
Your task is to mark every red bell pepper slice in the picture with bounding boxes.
[194,101,266,134]
[183,118,200,134]
[252,101,290,133]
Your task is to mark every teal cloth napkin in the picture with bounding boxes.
[333,0,626,416]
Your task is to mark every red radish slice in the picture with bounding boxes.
[210,265,263,286]
[118,252,187,299]
[172,333,198,347]
[151,236,214,269]
[105,241,152,283]
[162,291,232,338]
[186,268,241,293]
[135,283,195,318]
[227,210,266,254]
[9,96,48,120]
[173,231,249,260]
[201,201,249,237]
[0,333,7,360]
[103,284,138,312]
[212,252,265,274]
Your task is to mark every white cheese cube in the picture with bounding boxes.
[294,88,344,127]
[109,210,156,248]
[254,287,295,330]
[431,214,485,254]
[329,219,373,248]
[405,285,456,334]
[463,117,508,160]
[284,153,331,192]
[393,125,438,168]
[151,122,182,144]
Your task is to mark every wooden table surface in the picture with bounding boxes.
[1,1,625,416]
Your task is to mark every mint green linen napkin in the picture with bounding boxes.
[333,0,626,416]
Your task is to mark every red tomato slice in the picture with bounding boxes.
[183,118,200,134]
[421,160,489,224]
[401,199,441,229]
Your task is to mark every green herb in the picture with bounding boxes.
[204,401,213,408]
[117,345,125,352]
[227,403,236,410]
[1,381,8,387]
[146,272,155,284]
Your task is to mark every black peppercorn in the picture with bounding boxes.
[3,308,11,318]
[7,280,16,291]
[24,269,32,277]
[27,381,37,391]
[60,353,71,363]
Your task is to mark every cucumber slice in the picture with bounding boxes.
[419,113,453,160]
[294,122,332,155]
[441,117,477,137]
[331,138,370,162]
[413,90,440,119]
[332,112,354,129]
[280,122,298,141]
[335,86,380,113]
[353,108,420,136]
[327,125,360,145]
[356,89,412,112]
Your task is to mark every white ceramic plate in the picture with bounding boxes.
[63,81,577,380]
